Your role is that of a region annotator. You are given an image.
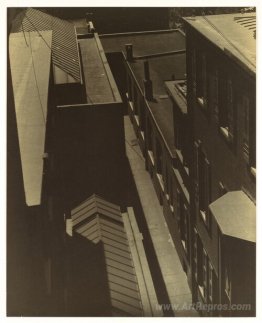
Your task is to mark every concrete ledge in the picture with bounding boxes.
[122,208,163,317]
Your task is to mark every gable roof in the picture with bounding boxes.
[71,194,144,316]
[11,8,81,82]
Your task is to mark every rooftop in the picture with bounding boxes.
[101,29,186,155]
[70,194,161,316]
[184,12,256,74]
[9,31,52,206]
[100,29,185,56]
[209,191,256,243]
[78,33,121,104]
[11,8,81,83]
[130,53,186,155]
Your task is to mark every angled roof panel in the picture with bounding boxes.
[11,8,81,82]
[210,190,256,242]
[71,194,143,316]
[9,31,52,206]
[184,13,256,73]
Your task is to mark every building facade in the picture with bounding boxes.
[184,13,256,316]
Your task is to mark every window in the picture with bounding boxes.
[193,228,203,286]
[201,249,208,301]
[192,48,196,95]
[199,150,211,228]
[218,182,228,197]
[225,265,232,302]
[193,141,200,205]
[208,262,218,304]
[181,204,189,257]
[139,98,146,131]
[165,164,172,201]
[176,189,181,228]
[196,52,207,107]
[127,75,132,101]
[133,84,138,114]
[156,140,163,174]
[243,95,250,161]
[219,77,234,142]
[209,68,219,120]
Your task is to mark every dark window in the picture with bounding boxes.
[193,228,203,286]
[219,77,234,142]
[243,95,250,161]
[192,48,196,95]
[208,262,218,304]
[225,265,232,302]
[180,203,189,258]
[196,52,207,107]
[199,149,211,227]
[133,84,138,114]
[127,74,132,101]
[209,68,219,120]
[147,117,153,151]
[156,140,163,174]
[202,249,208,301]
[218,181,228,197]
[139,98,146,131]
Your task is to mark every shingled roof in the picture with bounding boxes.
[11,8,81,82]
[71,194,144,316]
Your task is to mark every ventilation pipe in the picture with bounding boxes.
[125,44,133,62]
[143,61,153,101]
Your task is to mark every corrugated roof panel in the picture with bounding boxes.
[97,207,123,223]
[107,266,137,282]
[108,273,139,291]
[100,218,125,232]
[101,230,129,245]
[11,8,81,82]
[84,230,100,242]
[103,244,132,259]
[105,258,135,275]
[72,206,97,225]
[102,237,130,252]
[111,299,142,316]
[76,224,98,238]
[100,224,128,239]
[74,218,98,234]
[109,282,141,299]
[110,291,142,309]
[104,250,134,266]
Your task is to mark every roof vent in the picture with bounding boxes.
[125,44,133,62]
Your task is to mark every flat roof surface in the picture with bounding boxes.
[79,35,121,103]
[184,13,256,73]
[209,191,256,243]
[100,29,186,154]
[100,29,185,56]
[130,54,186,155]
[9,31,52,206]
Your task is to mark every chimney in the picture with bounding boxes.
[125,44,133,62]
[143,61,153,101]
